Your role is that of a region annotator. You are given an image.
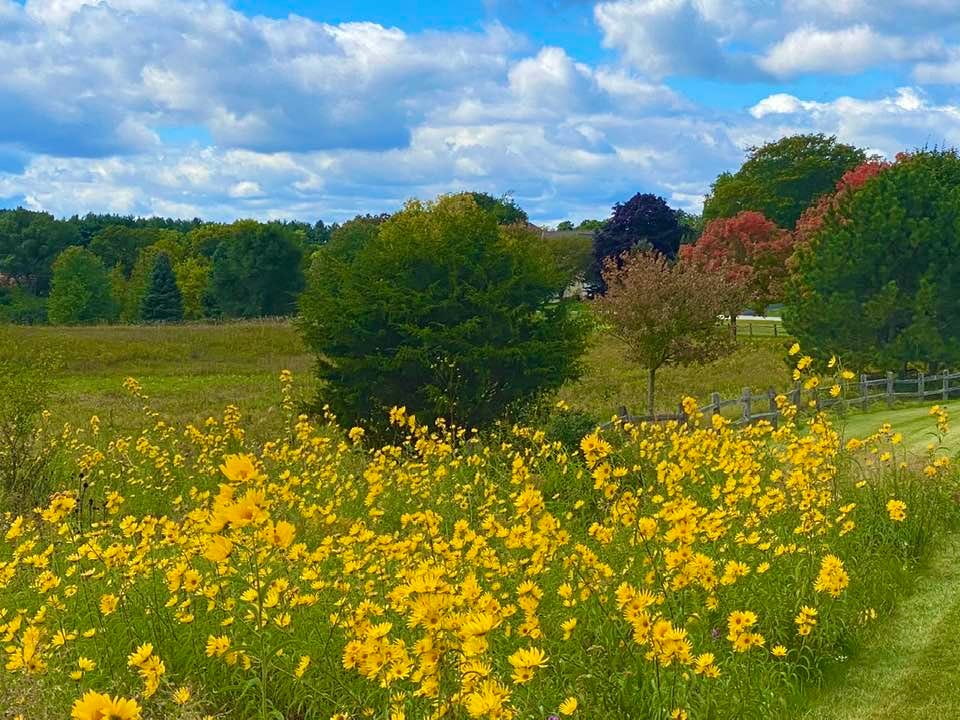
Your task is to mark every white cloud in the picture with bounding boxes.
[593,0,736,79]
[747,87,960,157]
[759,24,942,77]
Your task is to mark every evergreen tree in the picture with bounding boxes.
[140,253,183,322]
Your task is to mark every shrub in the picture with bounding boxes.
[0,286,47,324]
[784,149,960,370]
[299,193,590,429]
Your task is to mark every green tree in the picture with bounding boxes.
[0,208,81,294]
[89,226,183,277]
[784,149,960,370]
[298,193,589,429]
[174,256,211,320]
[46,247,116,325]
[209,221,304,318]
[469,192,529,225]
[140,253,184,322]
[703,134,867,229]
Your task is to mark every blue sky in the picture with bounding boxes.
[2,0,960,224]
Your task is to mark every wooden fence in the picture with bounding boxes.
[603,370,960,430]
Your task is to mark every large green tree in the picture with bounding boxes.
[703,134,867,230]
[141,253,184,322]
[208,221,304,318]
[47,247,116,325]
[298,193,589,429]
[469,192,529,225]
[0,209,81,294]
[784,150,960,370]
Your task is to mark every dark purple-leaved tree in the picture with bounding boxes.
[591,193,682,292]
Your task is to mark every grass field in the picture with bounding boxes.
[1,321,796,435]
[0,321,313,440]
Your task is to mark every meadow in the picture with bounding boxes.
[0,321,793,437]
[1,320,959,720]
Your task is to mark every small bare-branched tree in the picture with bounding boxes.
[594,251,736,416]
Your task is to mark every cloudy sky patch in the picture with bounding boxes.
[1,0,960,224]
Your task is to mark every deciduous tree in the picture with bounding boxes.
[681,211,795,318]
[47,247,115,325]
[703,134,867,229]
[591,193,682,291]
[594,251,735,415]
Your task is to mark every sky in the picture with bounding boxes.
[2,0,960,225]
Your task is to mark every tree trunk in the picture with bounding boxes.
[647,367,656,419]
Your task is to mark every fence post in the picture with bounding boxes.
[792,381,802,408]
[741,387,752,425]
[617,405,629,424]
[919,372,925,400]
[886,372,895,406]
[677,402,687,425]
[768,389,778,428]
[749,323,754,338]
[860,374,868,410]
[944,373,950,401]
[711,391,721,419]
[773,323,778,338]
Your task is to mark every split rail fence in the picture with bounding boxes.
[603,370,960,430]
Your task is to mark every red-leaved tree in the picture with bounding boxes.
[794,160,890,244]
[680,211,795,318]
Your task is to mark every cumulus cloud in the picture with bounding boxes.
[0,0,523,155]
[759,24,943,77]
[748,87,960,156]
[594,0,750,79]
[2,0,960,223]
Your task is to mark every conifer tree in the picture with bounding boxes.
[140,253,183,322]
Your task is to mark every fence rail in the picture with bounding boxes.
[603,370,960,430]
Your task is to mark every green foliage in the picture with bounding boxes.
[46,247,116,325]
[89,226,182,276]
[543,232,594,284]
[141,253,184,322]
[0,286,47,324]
[703,134,867,229]
[784,149,960,371]
[174,256,211,320]
[299,193,590,428]
[209,221,305,318]
[0,337,58,505]
[469,192,529,225]
[0,208,81,294]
